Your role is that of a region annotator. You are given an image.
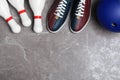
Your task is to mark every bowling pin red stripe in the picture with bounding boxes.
[34,16,42,19]
[18,10,26,14]
[6,16,13,22]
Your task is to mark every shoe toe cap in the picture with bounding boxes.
[47,19,64,33]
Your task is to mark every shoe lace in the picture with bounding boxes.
[54,0,67,18]
[75,0,86,17]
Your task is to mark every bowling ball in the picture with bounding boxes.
[96,0,120,32]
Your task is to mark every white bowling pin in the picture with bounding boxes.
[29,0,46,33]
[0,0,21,33]
[8,0,31,27]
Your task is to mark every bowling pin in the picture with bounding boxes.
[0,0,21,33]
[29,0,46,33]
[8,0,31,27]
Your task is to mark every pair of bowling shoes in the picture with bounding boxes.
[47,0,91,33]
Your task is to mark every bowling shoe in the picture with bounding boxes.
[47,0,74,33]
[70,0,91,33]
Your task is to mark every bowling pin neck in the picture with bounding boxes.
[16,7,25,12]
[33,12,43,17]
[18,9,26,14]
[5,16,13,23]
[34,16,42,19]
[29,0,46,15]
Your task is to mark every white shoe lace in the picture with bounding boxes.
[75,0,86,17]
[54,0,67,18]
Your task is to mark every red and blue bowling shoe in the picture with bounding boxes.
[47,0,74,33]
[70,0,91,33]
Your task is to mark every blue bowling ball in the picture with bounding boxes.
[97,0,120,32]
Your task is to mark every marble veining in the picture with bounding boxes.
[0,0,120,80]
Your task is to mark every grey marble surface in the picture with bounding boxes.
[0,0,120,80]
